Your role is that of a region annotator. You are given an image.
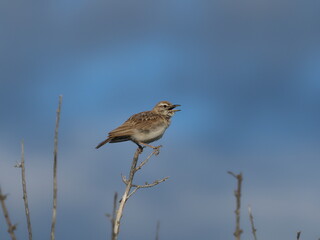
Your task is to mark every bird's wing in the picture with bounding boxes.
[108,111,164,137]
[109,111,160,136]
[108,123,135,138]
[126,111,164,130]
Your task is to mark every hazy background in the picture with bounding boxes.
[1,0,320,239]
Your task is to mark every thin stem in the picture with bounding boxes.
[297,231,301,240]
[0,187,17,240]
[111,192,118,240]
[51,95,62,240]
[112,146,167,240]
[20,140,33,240]
[248,205,257,240]
[228,171,243,240]
[155,220,160,240]
[113,148,141,239]
[128,177,169,199]
[135,150,158,171]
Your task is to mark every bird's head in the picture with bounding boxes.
[153,101,181,117]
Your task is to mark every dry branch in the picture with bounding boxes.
[248,205,257,240]
[112,146,168,240]
[106,192,118,240]
[112,148,141,239]
[155,220,160,240]
[135,150,158,171]
[51,95,62,240]
[0,187,17,240]
[128,177,169,199]
[17,140,33,240]
[296,231,301,240]
[228,171,243,240]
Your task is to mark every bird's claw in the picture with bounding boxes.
[153,145,162,155]
[138,146,144,153]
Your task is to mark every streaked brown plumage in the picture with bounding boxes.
[96,101,181,149]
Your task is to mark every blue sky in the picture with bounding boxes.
[1,0,320,239]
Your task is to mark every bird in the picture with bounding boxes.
[95,101,181,150]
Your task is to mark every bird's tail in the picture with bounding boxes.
[95,138,111,149]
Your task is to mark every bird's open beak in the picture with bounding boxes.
[170,104,181,112]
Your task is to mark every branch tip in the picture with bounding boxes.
[111,146,165,239]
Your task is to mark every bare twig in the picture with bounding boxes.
[121,174,129,185]
[228,171,243,240]
[0,187,17,240]
[106,192,118,240]
[20,140,33,240]
[296,231,301,240]
[155,220,160,240]
[128,177,169,199]
[51,95,62,240]
[112,146,168,240]
[135,150,158,171]
[112,148,141,239]
[112,192,118,240]
[248,205,257,240]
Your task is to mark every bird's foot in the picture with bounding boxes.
[136,142,162,155]
[153,145,162,155]
[137,145,144,153]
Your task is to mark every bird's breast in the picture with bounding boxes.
[133,123,168,143]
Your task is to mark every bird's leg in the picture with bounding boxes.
[137,142,162,155]
[133,141,144,153]
[138,142,157,149]
[133,141,162,154]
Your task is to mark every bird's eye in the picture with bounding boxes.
[163,105,167,108]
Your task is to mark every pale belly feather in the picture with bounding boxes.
[132,125,168,143]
